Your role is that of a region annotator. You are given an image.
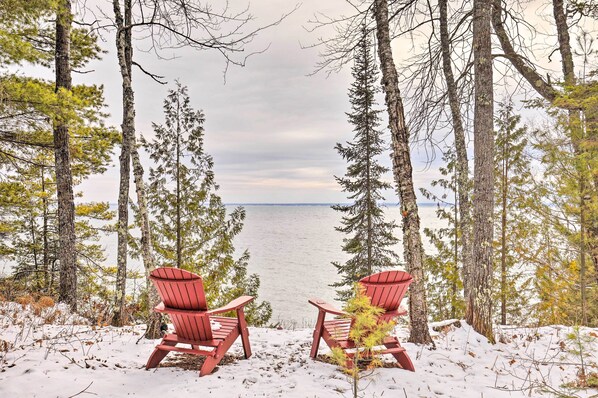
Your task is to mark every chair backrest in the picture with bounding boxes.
[359,270,412,313]
[150,267,213,342]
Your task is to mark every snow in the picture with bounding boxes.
[1,302,597,398]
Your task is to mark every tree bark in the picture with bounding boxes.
[492,0,558,103]
[41,167,50,292]
[54,0,77,311]
[113,0,160,336]
[466,0,495,343]
[112,0,133,327]
[500,121,509,325]
[440,0,472,300]
[552,0,575,87]
[373,0,432,345]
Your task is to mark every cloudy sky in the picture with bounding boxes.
[74,0,448,204]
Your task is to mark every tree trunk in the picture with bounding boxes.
[112,0,133,327]
[500,123,509,326]
[440,0,472,299]
[492,0,557,103]
[113,0,160,337]
[553,0,575,86]
[176,97,181,269]
[41,167,50,292]
[54,0,77,311]
[364,42,373,275]
[373,0,432,345]
[466,0,495,343]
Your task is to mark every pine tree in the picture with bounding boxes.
[0,1,118,309]
[531,80,598,327]
[332,27,399,301]
[421,151,465,321]
[141,83,271,326]
[493,102,535,325]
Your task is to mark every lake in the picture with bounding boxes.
[2,204,446,327]
[233,204,444,327]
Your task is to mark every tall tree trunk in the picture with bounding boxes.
[41,167,50,292]
[54,0,77,311]
[500,125,509,325]
[365,44,373,275]
[113,0,160,336]
[373,0,432,345]
[176,97,181,269]
[439,0,472,300]
[112,0,133,327]
[466,0,495,343]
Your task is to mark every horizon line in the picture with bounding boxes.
[104,202,441,207]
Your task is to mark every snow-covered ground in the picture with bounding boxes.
[0,301,597,398]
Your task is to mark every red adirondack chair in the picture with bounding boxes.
[308,270,415,371]
[145,267,254,376]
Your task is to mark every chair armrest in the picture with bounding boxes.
[207,296,254,315]
[308,298,348,316]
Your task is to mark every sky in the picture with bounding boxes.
[69,0,597,205]
[74,0,447,204]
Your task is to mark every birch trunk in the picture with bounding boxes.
[54,0,77,311]
[499,124,509,325]
[373,0,432,345]
[466,0,495,343]
[112,0,160,336]
[439,0,472,299]
[112,0,132,327]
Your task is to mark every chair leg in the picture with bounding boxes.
[236,309,252,359]
[146,338,176,369]
[199,355,220,377]
[199,330,240,376]
[384,341,415,371]
[310,311,325,358]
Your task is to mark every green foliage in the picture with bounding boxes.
[0,0,101,69]
[531,79,598,327]
[421,151,465,321]
[331,284,395,398]
[140,83,271,326]
[493,102,535,325]
[0,0,118,308]
[332,27,399,301]
[564,326,598,388]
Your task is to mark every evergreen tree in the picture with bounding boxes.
[0,0,118,309]
[332,28,399,301]
[531,81,598,327]
[421,151,465,321]
[141,83,271,326]
[493,102,535,325]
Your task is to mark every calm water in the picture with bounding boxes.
[235,204,444,327]
[1,204,445,327]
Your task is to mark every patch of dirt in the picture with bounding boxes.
[160,353,243,371]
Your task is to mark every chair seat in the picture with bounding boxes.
[163,316,240,347]
[323,319,400,349]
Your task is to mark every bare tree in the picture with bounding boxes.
[466,0,495,343]
[439,0,472,299]
[373,0,432,345]
[106,0,295,334]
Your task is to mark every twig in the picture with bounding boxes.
[67,381,95,397]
